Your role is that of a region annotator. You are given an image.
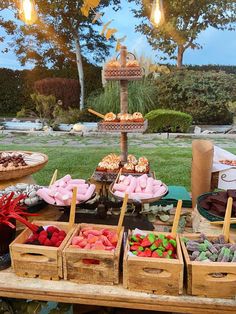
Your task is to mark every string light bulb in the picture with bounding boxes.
[150,0,165,27]
[19,0,38,25]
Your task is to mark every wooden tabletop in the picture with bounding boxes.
[0,268,235,314]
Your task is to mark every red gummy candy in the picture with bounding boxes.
[144,248,152,257]
[38,235,47,245]
[44,239,53,246]
[47,226,60,234]
[39,230,47,237]
[137,251,146,257]
[55,241,62,247]
[51,236,59,246]
[58,230,67,238]
[152,251,160,258]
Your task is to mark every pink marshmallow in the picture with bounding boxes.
[36,188,55,204]
[113,183,127,192]
[69,179,86,184]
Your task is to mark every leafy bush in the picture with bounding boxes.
[87,79,158,115]
[145,109,192,133]
[154,70,236,124]
[77,109,100,122]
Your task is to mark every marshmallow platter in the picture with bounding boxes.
[36,175,96,206]
[110,174,168,203]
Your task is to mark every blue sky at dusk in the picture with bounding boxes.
[0,1,236,69]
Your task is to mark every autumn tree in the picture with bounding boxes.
[131,0,236,67]
[0,0,120,108]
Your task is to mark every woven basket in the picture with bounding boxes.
[92,169,151,183]
[104,67,142,81]
[0,151,48,181]
[98,120,148,133]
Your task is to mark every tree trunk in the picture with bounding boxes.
[177,45,184,68]
[74,33,85,110]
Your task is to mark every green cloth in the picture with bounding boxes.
[153,186,192,208]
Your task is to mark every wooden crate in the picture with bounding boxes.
[10,221,75,280]
[123,231,184,295]
[180,233,236,298]
[63,223,123,285]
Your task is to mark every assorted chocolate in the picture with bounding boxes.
[0,153,27,169]
[199,190,236,217]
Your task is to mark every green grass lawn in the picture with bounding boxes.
[2,144,193,190]
[3,144,236,191]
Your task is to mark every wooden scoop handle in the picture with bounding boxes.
[88,108,105,119]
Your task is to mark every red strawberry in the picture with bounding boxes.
[51,236,59,246]
[44,239,53,246]
[38,235,47,245]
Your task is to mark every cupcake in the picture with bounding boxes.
[104,112,117,122]
[106,162,120,172]
[138,157,149,165]
[132,112,144,122]
[106,60,121,68]
[128,154,138,165]
[96,161,108,172]
[135,164,148,173]
[120,113,133,122]
[123,162,135,173]
[126,60,139,67]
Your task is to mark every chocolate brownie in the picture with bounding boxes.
[227,190,236,200]
[208,194,228,206]
[210,204,226,217]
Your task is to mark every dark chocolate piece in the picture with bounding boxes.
[227,190,236,201]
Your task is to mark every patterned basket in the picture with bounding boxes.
[92,169,152,183]
[98,120,148,133]
[104,67,142,81]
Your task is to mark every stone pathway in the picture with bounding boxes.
[0,132,236,150]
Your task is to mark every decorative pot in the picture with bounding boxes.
[0,220,16,256]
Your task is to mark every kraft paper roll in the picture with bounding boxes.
[191,140,214,208]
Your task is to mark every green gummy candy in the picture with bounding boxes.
[150,243,157,251]
[197,251,207,261]
[132,251,138,255]
[167,249,173,256]
[182,237,189,244]
[162,239,169,248]
[129,242,134,246]
[138,246,144,251]
[156,249,163,257]
[159,246,165,252]
[158,234,165,240]
[198,243,208,252]
[147,233,155,244]
[169,239,177,247]
[131,235,139,242]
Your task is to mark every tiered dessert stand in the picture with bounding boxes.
[92,46,148,182]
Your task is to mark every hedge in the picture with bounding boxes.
[0,62,102,115]
[145,109,192,133]
[154,70,236,125]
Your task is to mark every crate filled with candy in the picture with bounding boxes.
[180,233,236,298]
[63,223,123,285]
[123,229,183,295]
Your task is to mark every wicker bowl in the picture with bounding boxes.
[197,192,236,228]
[109,181,168,204]
[0,151,48,181]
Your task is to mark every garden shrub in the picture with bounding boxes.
[154,70,236,124]
[145,109,192,133]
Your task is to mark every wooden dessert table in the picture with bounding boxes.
[1,206,235,314]
[0,267,235,314]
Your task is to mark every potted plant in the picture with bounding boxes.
[0,192,38,270]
